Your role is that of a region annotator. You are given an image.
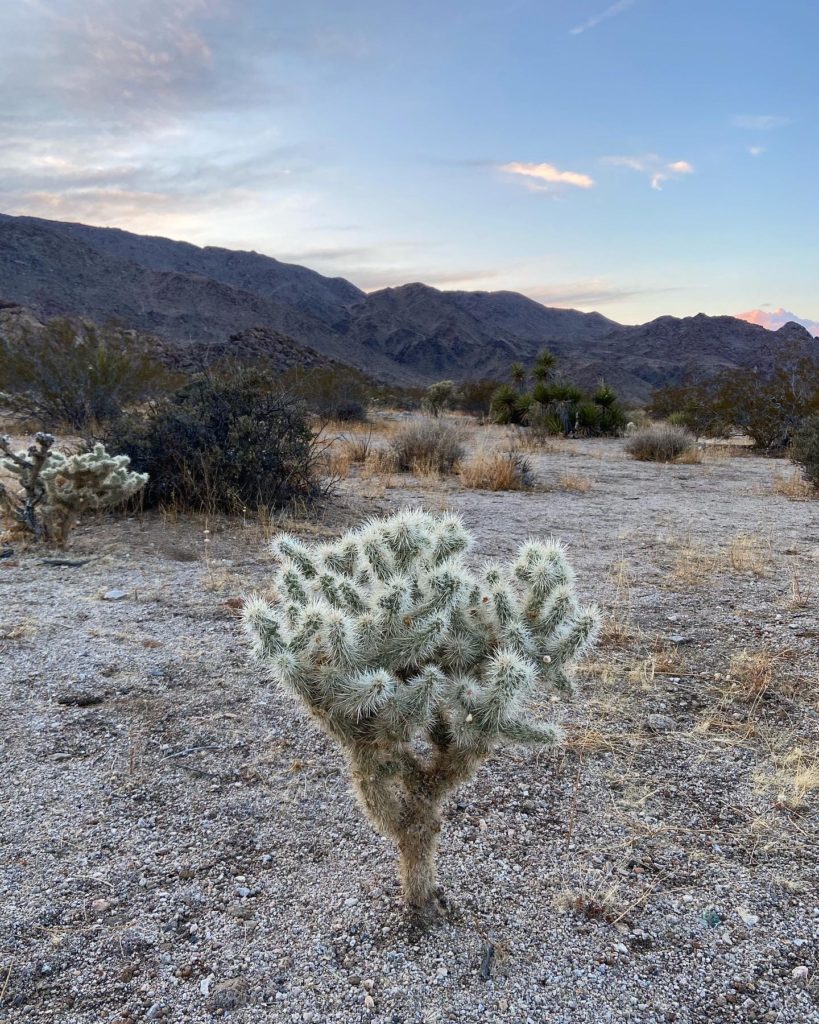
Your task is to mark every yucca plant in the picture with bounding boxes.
[243,510,599,918]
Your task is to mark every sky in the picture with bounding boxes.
[1,0,817,326]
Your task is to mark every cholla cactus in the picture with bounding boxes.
[0,436,147,546]
[243,509,599,916]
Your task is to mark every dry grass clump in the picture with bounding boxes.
[755,747,819,813]
[771,471,816,501]
[725,649,777,701]
[724,533,770,575]
[458,448,532,490]
[625,423,698,463]
[668,533,771,586]
[388,418,466,475]
[554,472,592,493]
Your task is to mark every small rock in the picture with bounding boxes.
[737,907,759,927]
[646,714,677,733]
[792,966,809,983]
[145,1004,163,1020]
[102,588,128,601]
[57,689,105,707]
[91,898,111,913]
[364,994,375,1010]
[208,978,248,1012]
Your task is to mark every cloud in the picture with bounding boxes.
[747,146,766,157]
[604,153,694,190]
[530,279,684,309]
[570,0,636,35]
[732,115,791,130]
[500,161,595,191]
[736,308,819,335]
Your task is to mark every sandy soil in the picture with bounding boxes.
[1,433,817,1023]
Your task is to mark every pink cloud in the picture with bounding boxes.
[736,307,819,335]
[500,161,595,190]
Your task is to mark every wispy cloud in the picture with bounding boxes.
[732,114,791,130]
[747,145,765,157]
[530,278,684,309]
[499,161,595,191]
[603,153,694,190]
[569,0,636,35]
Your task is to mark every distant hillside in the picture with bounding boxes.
[1,212,815,404]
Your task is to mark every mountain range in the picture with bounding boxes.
[0,212,815,405]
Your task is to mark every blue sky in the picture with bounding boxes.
[1,0,817,326]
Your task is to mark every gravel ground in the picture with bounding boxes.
[1,434,818,1023]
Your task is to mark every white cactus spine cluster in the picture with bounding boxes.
[244,509,599,914]
[0,434,148,545]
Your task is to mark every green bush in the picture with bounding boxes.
[625,423,698,462]
[105,367,324,512]
[0,318,177,430]
[283,365,370,422]
[790,415,819,489]
[389,418,466,473]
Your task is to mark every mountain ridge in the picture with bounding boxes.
[1,212,815,404]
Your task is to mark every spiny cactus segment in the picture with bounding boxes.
[0,435,147,546]
[244,509,599,916]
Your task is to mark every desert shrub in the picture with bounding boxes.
[422,380,455,417]
[0,433,146,546]
[105,367,323,513]
[625,423,698,462]
[0,318,177,430]
[649,342,819,448]
[459,449,533,490]
[790,414,819,489]
[242,510,599,915]
[455,378,502,418]
[284,366,370,422]
[389,418,466,474]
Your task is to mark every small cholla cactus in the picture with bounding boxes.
[0,435,147,546]
[243,509,599,917]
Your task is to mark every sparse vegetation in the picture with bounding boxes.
[388,418,466,474]
[105,366,324,514]
[283,365,371,422]
[625,422,698,462]
[0,317,177,430]
[650,341,819,449]
[454,378,502,418]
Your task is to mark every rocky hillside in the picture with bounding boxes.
[1,213,815,404]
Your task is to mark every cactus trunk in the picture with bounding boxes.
[396,798,441,910]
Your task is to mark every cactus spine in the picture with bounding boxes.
[243,510,599,915]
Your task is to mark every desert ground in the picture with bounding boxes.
[1,423,817,1024]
